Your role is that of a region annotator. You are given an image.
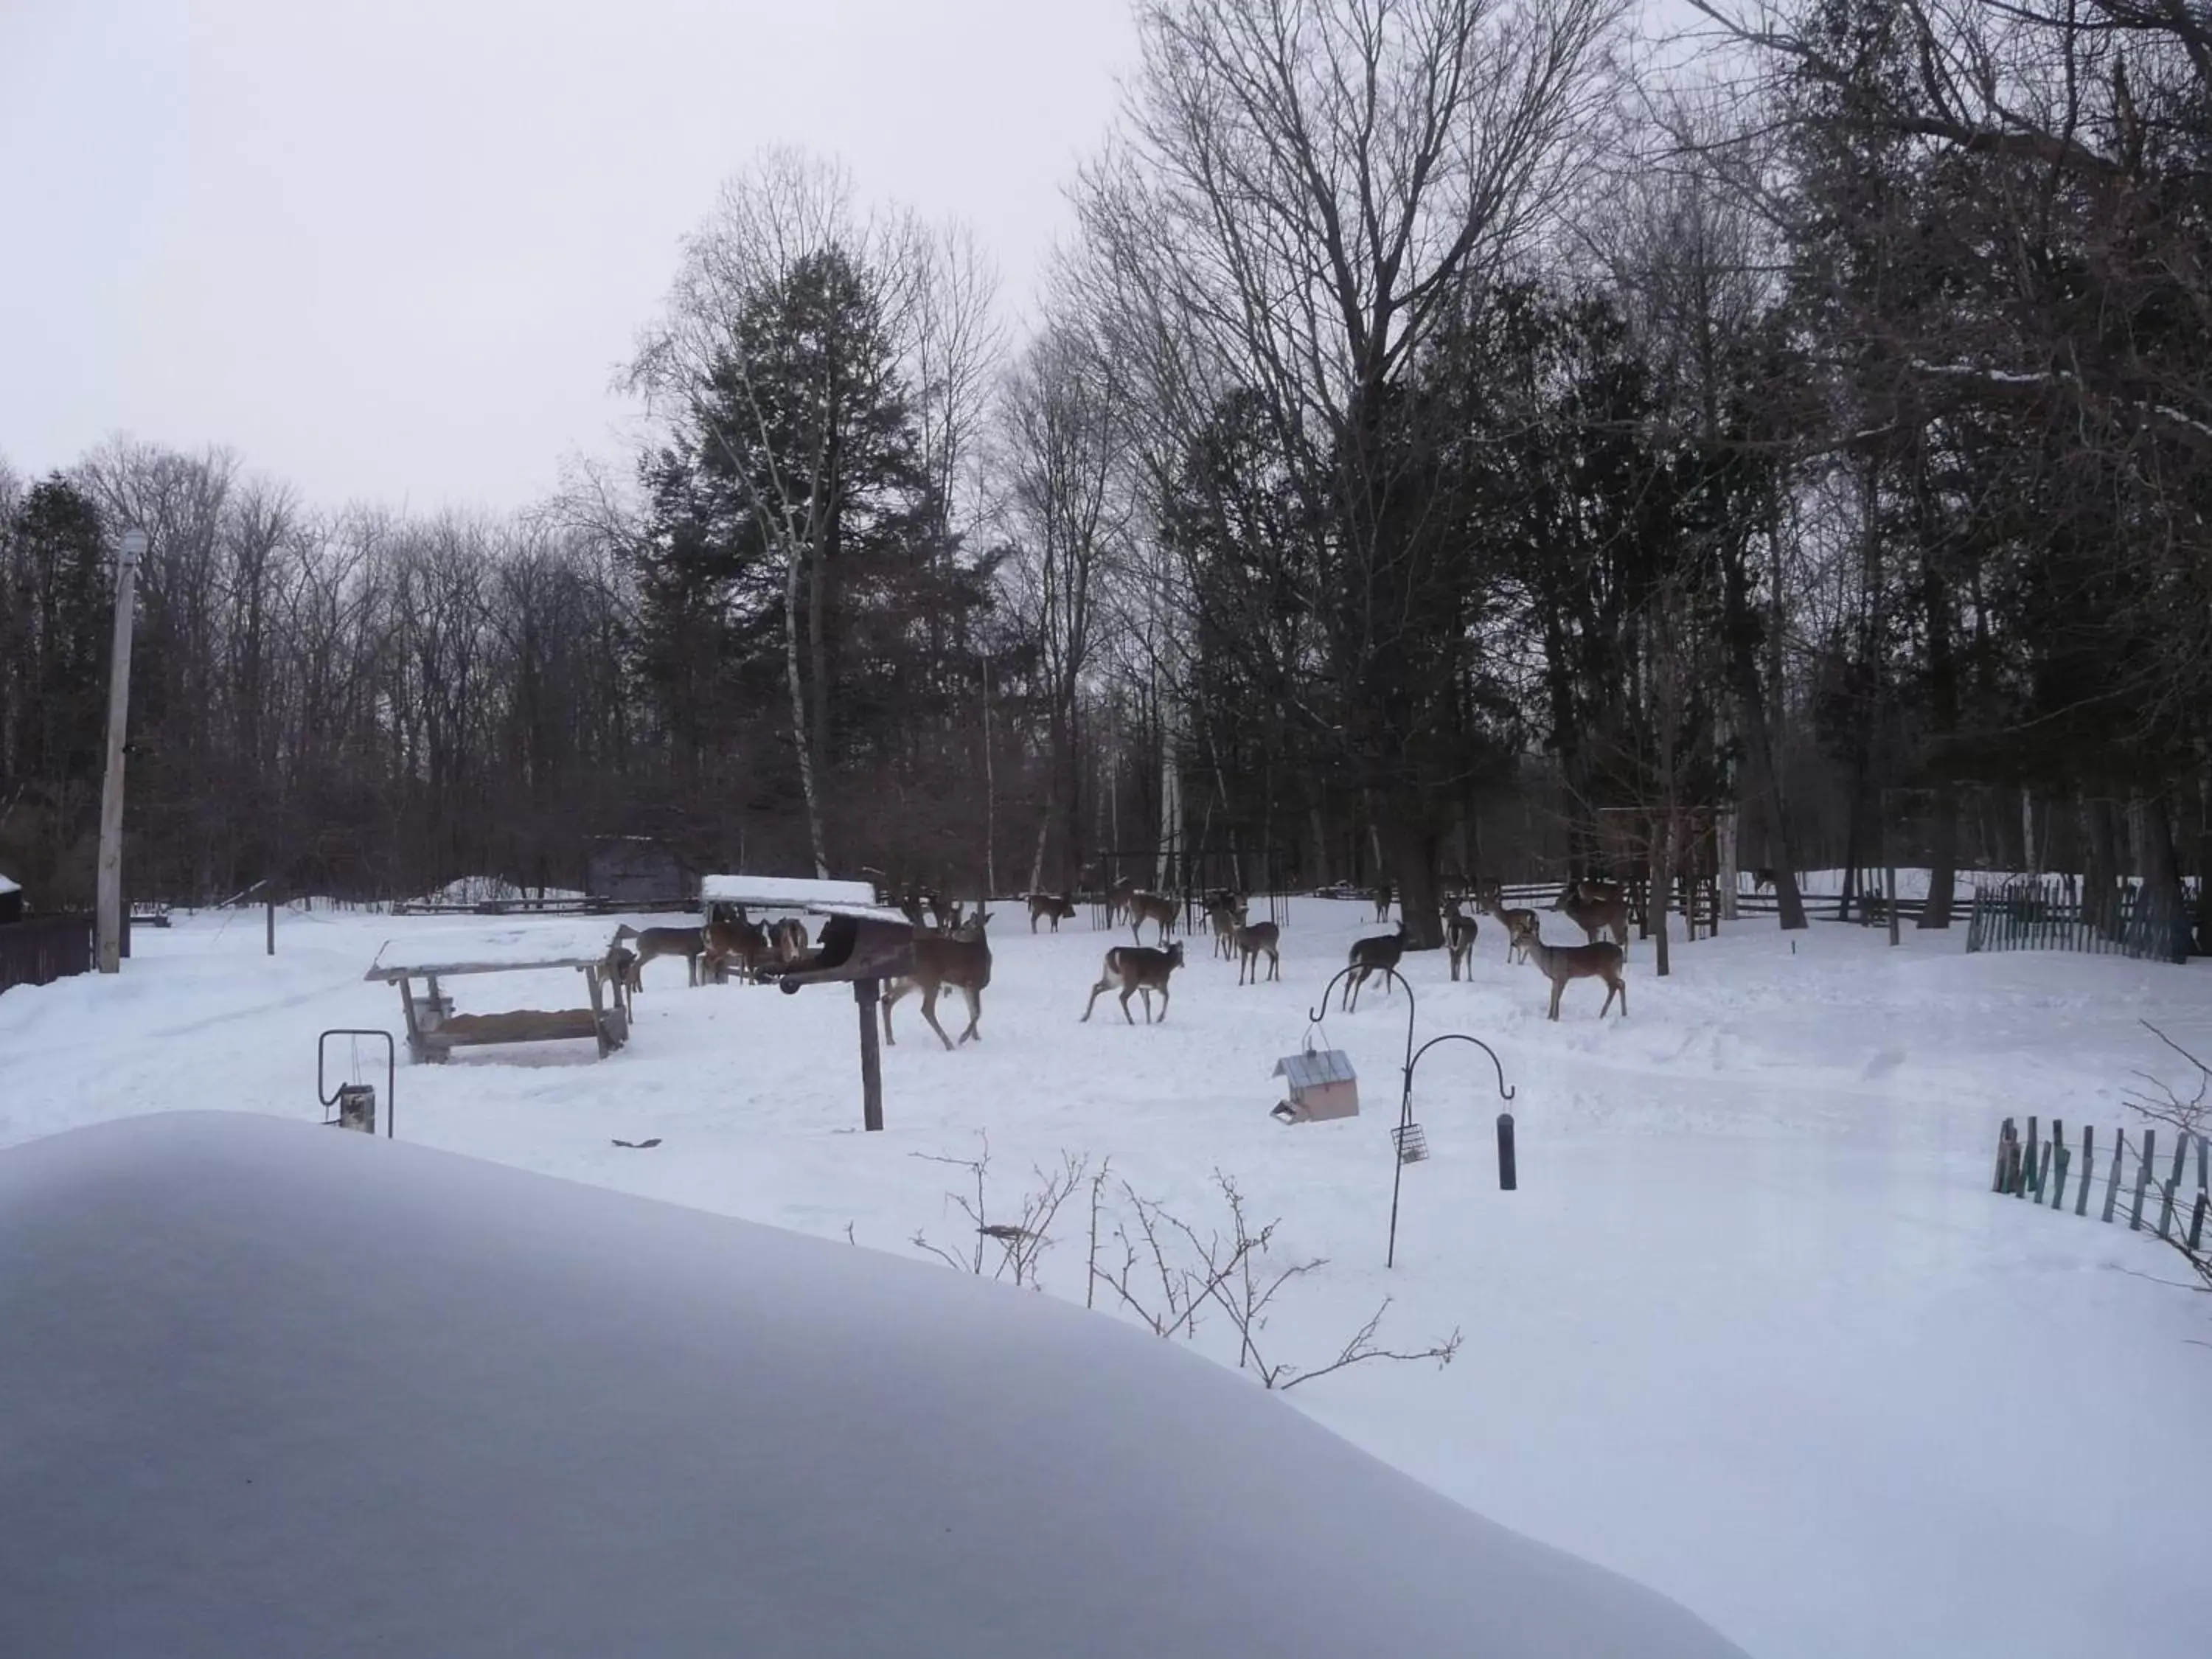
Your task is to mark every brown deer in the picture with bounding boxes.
[702,912,771,984]
[1444,897,1479,981]
[1081,940,1185,1024]
[1206,893,1247,959]
[599,941,640,996]
[1233,919,1280,985]
[1127,890,1178,946]
[1027,891,1078,933]
[1508,915,1626,1021]
[1371,881,1393,922]
[616,922,710,987]
[1101,879,1134,929]
[928,892,963,931]
[1475,880,1539,964]
[883,908,992,1050]
[1341,922,1410,1012]
[1552,880,1630,947]
[770,917,810,963]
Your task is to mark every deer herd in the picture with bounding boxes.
[598,869,1639,1054]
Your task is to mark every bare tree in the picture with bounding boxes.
[1075,0,1624,943]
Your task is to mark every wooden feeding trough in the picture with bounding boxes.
[1271,1048,1360,1124]
[365,920,633,1064]
[706,877,917,1133]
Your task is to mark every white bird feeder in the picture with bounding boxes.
[1271,1048,1360,1124]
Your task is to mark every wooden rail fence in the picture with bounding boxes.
[0,913,96,995]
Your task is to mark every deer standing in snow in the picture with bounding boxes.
[1509,915,1626,1021]
[1443,897,1479,981]
[1234,919,1280,985]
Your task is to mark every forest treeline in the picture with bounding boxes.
[4,0,2207,950]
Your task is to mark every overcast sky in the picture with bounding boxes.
[0,0,1135,512]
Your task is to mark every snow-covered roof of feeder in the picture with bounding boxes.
[699,874,877,909]
[0,871,19,897]
[1275,1049,1358,1089]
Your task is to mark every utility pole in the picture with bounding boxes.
[95,528,145,973]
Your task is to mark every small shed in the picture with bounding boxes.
[0,871,22,928]
[1271,1049,1360,1124]
[586,838,695,905]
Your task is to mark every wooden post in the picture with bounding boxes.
[95,529,145,973]
[2076,1125,2095,1216]
[2103,1130,2125,1222]
[2131,1128,2154,1230]
[2189,1190,2207,1254]
[265,896,276,956]
[1992,1118,2015,1193]
[1880,798,1901,948]
[2023,1116,2037,1198]
[855,976,884,1133]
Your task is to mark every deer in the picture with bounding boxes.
[1082,939,1184,1024]
[1552,880,1630,948]
[882,907,992,1050]
[599,941,640,997]
[1371,881,1393,922]
[1444,897,1480,981]
[1475,879,1539,964]
[700,911,771,983]
[1205,893,1248,959]
[1233,919,1280,985]
[615,922,709,987]
[771,917,810,963]
[1127,889,1179,946]
[1341,922,1411,1012]
[1509,914,1626,1021]
[1027,891,1078,933]
[1100,878,1134,929]
[927,892,963,931]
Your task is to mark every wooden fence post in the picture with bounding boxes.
[2023,1116,2038,1198]
[2076,1125,2095,1216]
[1992,1118,2016,1194]
[2131,1129,2155,1231]
[2103,1130,2125,1223]
[2189,1190,2207,1254]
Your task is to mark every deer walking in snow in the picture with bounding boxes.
[1082,941,1185,1025]
[883,908,992,1050]
[1341,922,1410,1012]
[1443,897,1479,981]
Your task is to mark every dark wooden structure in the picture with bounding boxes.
[0,911,95,995]
[587,837,696,905]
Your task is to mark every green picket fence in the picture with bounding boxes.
[1991,1115,2211,1254]
[1964,876,2193,963]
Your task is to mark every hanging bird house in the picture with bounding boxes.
[1271,1048,1360,1124]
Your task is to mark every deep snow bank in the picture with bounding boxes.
[0,1113,1750,1659]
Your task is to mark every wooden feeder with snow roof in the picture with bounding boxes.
[1271,1048,1360,1124]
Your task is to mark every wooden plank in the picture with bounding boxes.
[366,955,606,981]
[1992,1118,2016,1194]
[422,1009,603,1048]
[2104,1130,2125,1222]
[2190,1189,2208,1254]
[2157,1178,2177,1241]
[2045,1120,2065,1206]
[2131,1129,2154,1231]
[2076,1125,2095,1216]
[2023,1116,2038,1198]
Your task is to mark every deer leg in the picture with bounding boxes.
[1268,947,1280,981]
[1155,982,1170,1023]
[958,984,981,1044]
[881,979,908,1045]
[1119,984,1138,1024]
[1548,977,1563,1021]
[919,984,956,1052]
[1081,978,1111,1022]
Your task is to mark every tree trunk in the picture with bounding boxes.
[1719,532,1806,928]
[785,539,829,878]
[1918,782,1958,928]
[1385,805,1442,950]
[2081,794,2121,939]
[1651,810,1673,978]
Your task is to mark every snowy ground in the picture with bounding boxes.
[5,895,2208,1659]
